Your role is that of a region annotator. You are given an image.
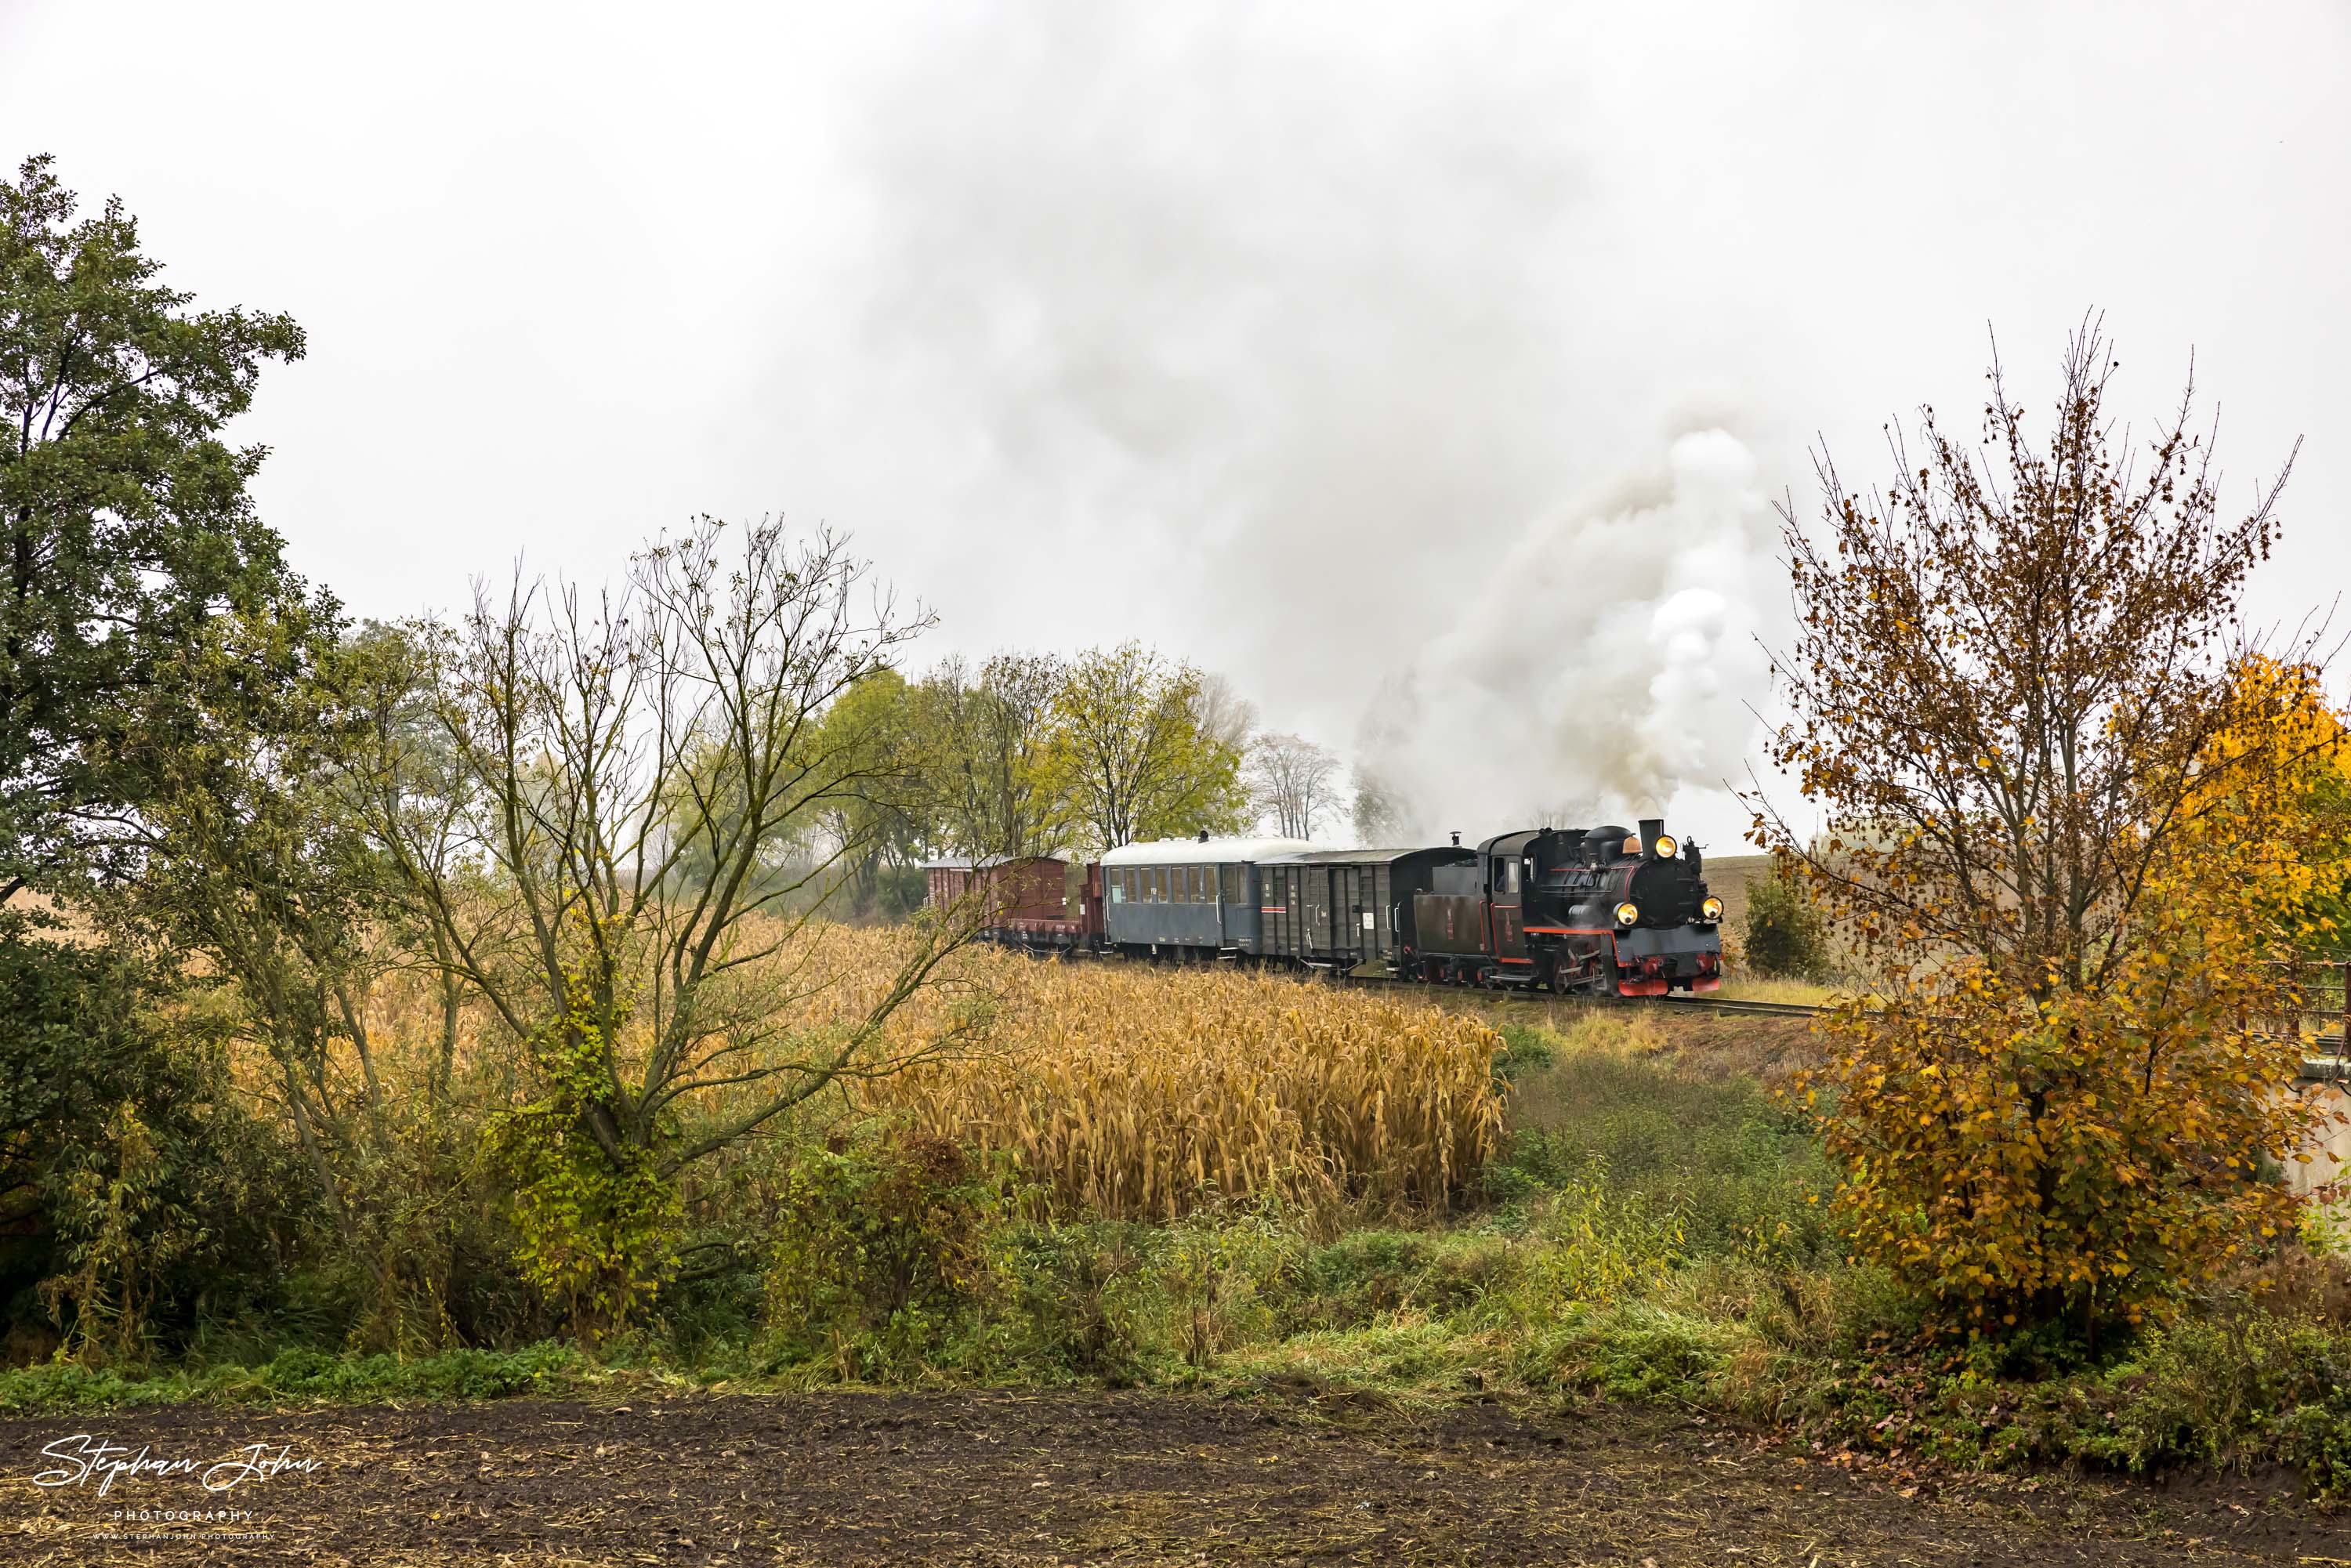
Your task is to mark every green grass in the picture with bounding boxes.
[0,1342,600,1414]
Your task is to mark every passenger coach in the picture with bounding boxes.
[1255,845,1478,972]
[1099,835,1313,959]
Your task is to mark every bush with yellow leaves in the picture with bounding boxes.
[1757,328,2346,1338]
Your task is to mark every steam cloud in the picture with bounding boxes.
[846,7,1783,846]
[1357,429,1777,840]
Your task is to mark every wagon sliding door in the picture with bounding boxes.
[1266,865,1298,958]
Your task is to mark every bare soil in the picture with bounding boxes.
[3,1390,2342,1566]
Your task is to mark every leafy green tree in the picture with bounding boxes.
[127,610,399,1231]
[1,154,308,895]
[911,651,1065,861]
[1034,643,1248,853]
[813,668,930,919]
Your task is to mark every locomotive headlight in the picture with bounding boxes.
[1652,834,1678,860]
[1701,896,1724,922]
[1614,901,1639,926]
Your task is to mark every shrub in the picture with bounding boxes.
[762,1132,1012,1378]
[1740,866,1828,981]
[1,936,299,1365]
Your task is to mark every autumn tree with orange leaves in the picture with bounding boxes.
[1752,322,2342,1341]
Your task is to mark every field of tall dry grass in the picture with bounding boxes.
[334,921,1505,1222]
[863,958,1505,1219]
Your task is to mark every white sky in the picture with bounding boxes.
[4,1,2346,849]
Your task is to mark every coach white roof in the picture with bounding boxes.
[1099,835,1318,866]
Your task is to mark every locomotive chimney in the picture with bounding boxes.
[1639,817,1665,858]
[1449,830,1461,846]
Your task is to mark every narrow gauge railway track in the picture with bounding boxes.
[1336,965,1824,1019]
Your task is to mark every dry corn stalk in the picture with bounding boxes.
[861,960,1505,1221]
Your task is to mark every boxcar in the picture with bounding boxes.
[921,856,1070,923]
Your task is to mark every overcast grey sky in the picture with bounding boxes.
[3,1,2345,846]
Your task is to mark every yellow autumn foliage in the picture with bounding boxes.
[1807,657,2351,1332]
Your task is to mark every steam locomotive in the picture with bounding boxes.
[924,817,1722,995]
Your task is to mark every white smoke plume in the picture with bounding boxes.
[1357,428,1777,841]
[832,8,1789,848]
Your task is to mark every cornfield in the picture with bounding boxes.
[860,958,1507,1221]
[318,917,1506,1225]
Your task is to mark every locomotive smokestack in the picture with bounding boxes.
[1450,830,1461,846]
[1638,818,1665,858]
